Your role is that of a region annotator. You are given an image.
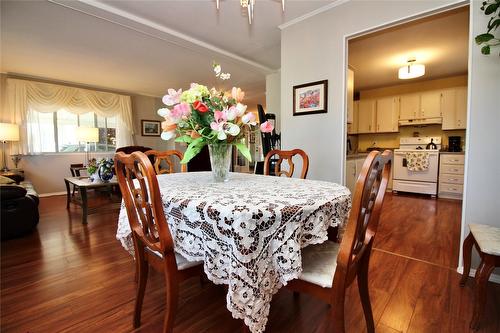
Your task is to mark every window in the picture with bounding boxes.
[27,109,116,153]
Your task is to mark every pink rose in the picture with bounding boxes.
[260,121,274,133]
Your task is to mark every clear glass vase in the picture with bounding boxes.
[208,144,232,182]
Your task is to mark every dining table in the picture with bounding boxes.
[116,171,351,333]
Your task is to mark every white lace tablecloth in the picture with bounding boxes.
[116,172,351,333]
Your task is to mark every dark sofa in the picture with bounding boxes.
[1,182,40,240]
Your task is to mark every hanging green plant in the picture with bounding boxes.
[475,0,500,55]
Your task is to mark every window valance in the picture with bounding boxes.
[7,78,135,154]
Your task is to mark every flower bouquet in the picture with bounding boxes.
[158,64,273,182]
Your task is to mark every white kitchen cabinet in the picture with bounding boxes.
[399,94,420,120]
[376,96,399,133]
[400,91,441,120]
[346,156,367,194]
[346,159,357,194]
[348,101,359,134]
[347,68,354,124]
[420,91,442,118]
[456,87,467,129]
[357,100,376,133]
[438,153,465,199]
[346,154,393,193]
[441,86,468,130]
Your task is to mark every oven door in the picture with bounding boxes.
[393,151,439,182]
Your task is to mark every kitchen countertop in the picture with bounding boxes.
[347,148,397,160]
[439,151,465,155]
[346,153,369,160]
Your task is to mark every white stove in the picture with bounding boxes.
[393,137,441,197]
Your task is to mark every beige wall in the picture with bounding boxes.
[0,73,167,195]
[265,71,281,130]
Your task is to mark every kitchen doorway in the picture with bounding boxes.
[343,4,470,270]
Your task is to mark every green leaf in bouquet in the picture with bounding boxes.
[235,142,252,162]
[180,137,205,164]
[175,135,193,144]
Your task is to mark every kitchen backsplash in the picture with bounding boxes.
[357,125,466,151]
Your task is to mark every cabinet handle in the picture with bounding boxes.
[448,187,457,191]
[369,125,371,131]
[377,124,380,131]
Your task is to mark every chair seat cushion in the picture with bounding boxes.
[299,240,340,288]
[146,247,203,270]
[469,223,500,256]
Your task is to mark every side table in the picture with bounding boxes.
[0,169,25,184]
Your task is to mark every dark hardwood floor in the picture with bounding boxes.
[1,193,499,332]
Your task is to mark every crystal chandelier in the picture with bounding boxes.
[215,0,285,24]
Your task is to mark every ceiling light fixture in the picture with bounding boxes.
[216,0,285,25]
[398,57,425,80]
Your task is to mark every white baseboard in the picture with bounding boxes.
[39,191,67,197]
[457,266,500,284]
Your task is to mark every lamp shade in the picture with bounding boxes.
[76,127,99,142]
[398,63,425,79]
[0,123,20,141]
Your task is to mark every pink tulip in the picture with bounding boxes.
[214,110,227,123]
[260,121,274,133]
[242,112,256,125]
[162,88,182,106]
[171,102,191,120]
[231,87,245,103]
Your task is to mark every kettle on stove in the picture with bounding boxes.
[426,138,437,150]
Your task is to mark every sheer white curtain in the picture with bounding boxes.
[7,78,134,154]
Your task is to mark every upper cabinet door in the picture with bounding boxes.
[347,69,354,124]
[347,100,359,134]
[400,94,420,120]
[420,91,442,118]
[441,89,457,130]
[357,100,376,133]
[441,87,468,130]
[376,97,399,132]
[455,86,467,129]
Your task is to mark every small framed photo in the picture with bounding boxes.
[293,80,328,116]
[141,120,161,136]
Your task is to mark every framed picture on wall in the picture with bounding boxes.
[293,80,328,116]
[141,120,161,136]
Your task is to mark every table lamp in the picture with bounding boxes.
[0,123,20,172]
[76,127,99,166]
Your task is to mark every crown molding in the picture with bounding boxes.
[278,0,350,30]
[48,0,274,74]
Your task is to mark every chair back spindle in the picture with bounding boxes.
[145,150,186,175]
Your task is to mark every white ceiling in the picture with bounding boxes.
[1,0,332,108]
[348,7,469,91]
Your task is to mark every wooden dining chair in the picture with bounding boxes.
[145,150,187,175]
[285,150,392,333]
[263,149,309,179]
[114,151,203,333]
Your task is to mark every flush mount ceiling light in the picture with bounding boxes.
[216,0,285,24]
[398,57,425,80]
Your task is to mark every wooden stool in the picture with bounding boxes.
[460,223,500,330]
